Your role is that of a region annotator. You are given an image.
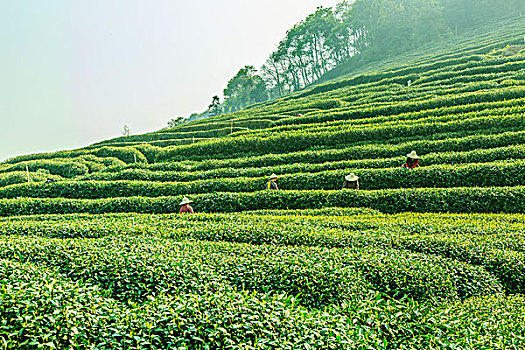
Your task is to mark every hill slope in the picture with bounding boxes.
[2,15,525,213]
[1,15,525,348]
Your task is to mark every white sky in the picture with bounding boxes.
[0,0,341,161]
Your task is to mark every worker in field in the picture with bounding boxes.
[403,150,420,169]
[342,173,359,190]
[179,197,194,214]
[267,173,279,190]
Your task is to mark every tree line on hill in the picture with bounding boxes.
[167,0,524,126]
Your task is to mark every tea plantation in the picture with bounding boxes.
[1,16,525,349]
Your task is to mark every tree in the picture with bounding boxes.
[121,125,130,137]
[261,5,352,93]
[208,95,222,116]
[200,0,521,120]
[166,117,186,128]
[261,51,287,98]
[350,0,447,59]
[223,66,268,112]
[328,1,359,63]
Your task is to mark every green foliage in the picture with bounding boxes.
[0,235,502,306]
[156,111,525,160]
[0,258,366,349]
[223,66,268,112]
[2,13,525,349]
[166,116,186,128]
[207,95,222,116]
[0,172,62,188]
[0,207,524,347]
[0,159,89,178]
[1,186,524,217]
[80,145,525,184]
[132,144,161,163]
[3,160,525,200]
[91,146,147,164]
[4,146,147,166]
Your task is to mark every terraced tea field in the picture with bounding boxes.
[1,15,525,349]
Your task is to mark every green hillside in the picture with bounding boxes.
[1,15,525,348]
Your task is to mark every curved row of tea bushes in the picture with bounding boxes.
[3,255,524,349]
[157,113,525,160]
[407,58,525,86]
[0,171,62,188]
[161,114,282,130]
[75,154,127,168]
[0,210,381,240]
[4,146,147,166]
[106,129,525,173]
[3,210,524,295]
[165,118,277,133]
[0,237,371,307]
[0,159,89,178]
[0,259,373,349]
[9,154,128,174]
[80,145,525,183]
[381,235,525,294]
[85,138,198,149]
[275,85,525,126]
[370,293,525,349]
[308,36,524,95]
[0,155,126,177]
[407,294,525,349]
[246,97,525,137]
[332,74,518,106]
[0,235,502,305]
[5,210,522,242]
[93,120,277,146]
[4,161,524,199]
[416,63,525,86]
[1,186,524,217]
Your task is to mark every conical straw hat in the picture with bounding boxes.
[345,173,359,182]
[179,197,193,205]
[406,150,419,159]
[269,173,279,180]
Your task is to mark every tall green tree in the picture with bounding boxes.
[223,66,268,112]
[261,51,287,98]
[328,1,360,63]
[208,95,222,116]
[203,0,525,121]
[262,6,346,94]
[351,0,447,59]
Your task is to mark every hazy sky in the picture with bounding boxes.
[0,0,341,161]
